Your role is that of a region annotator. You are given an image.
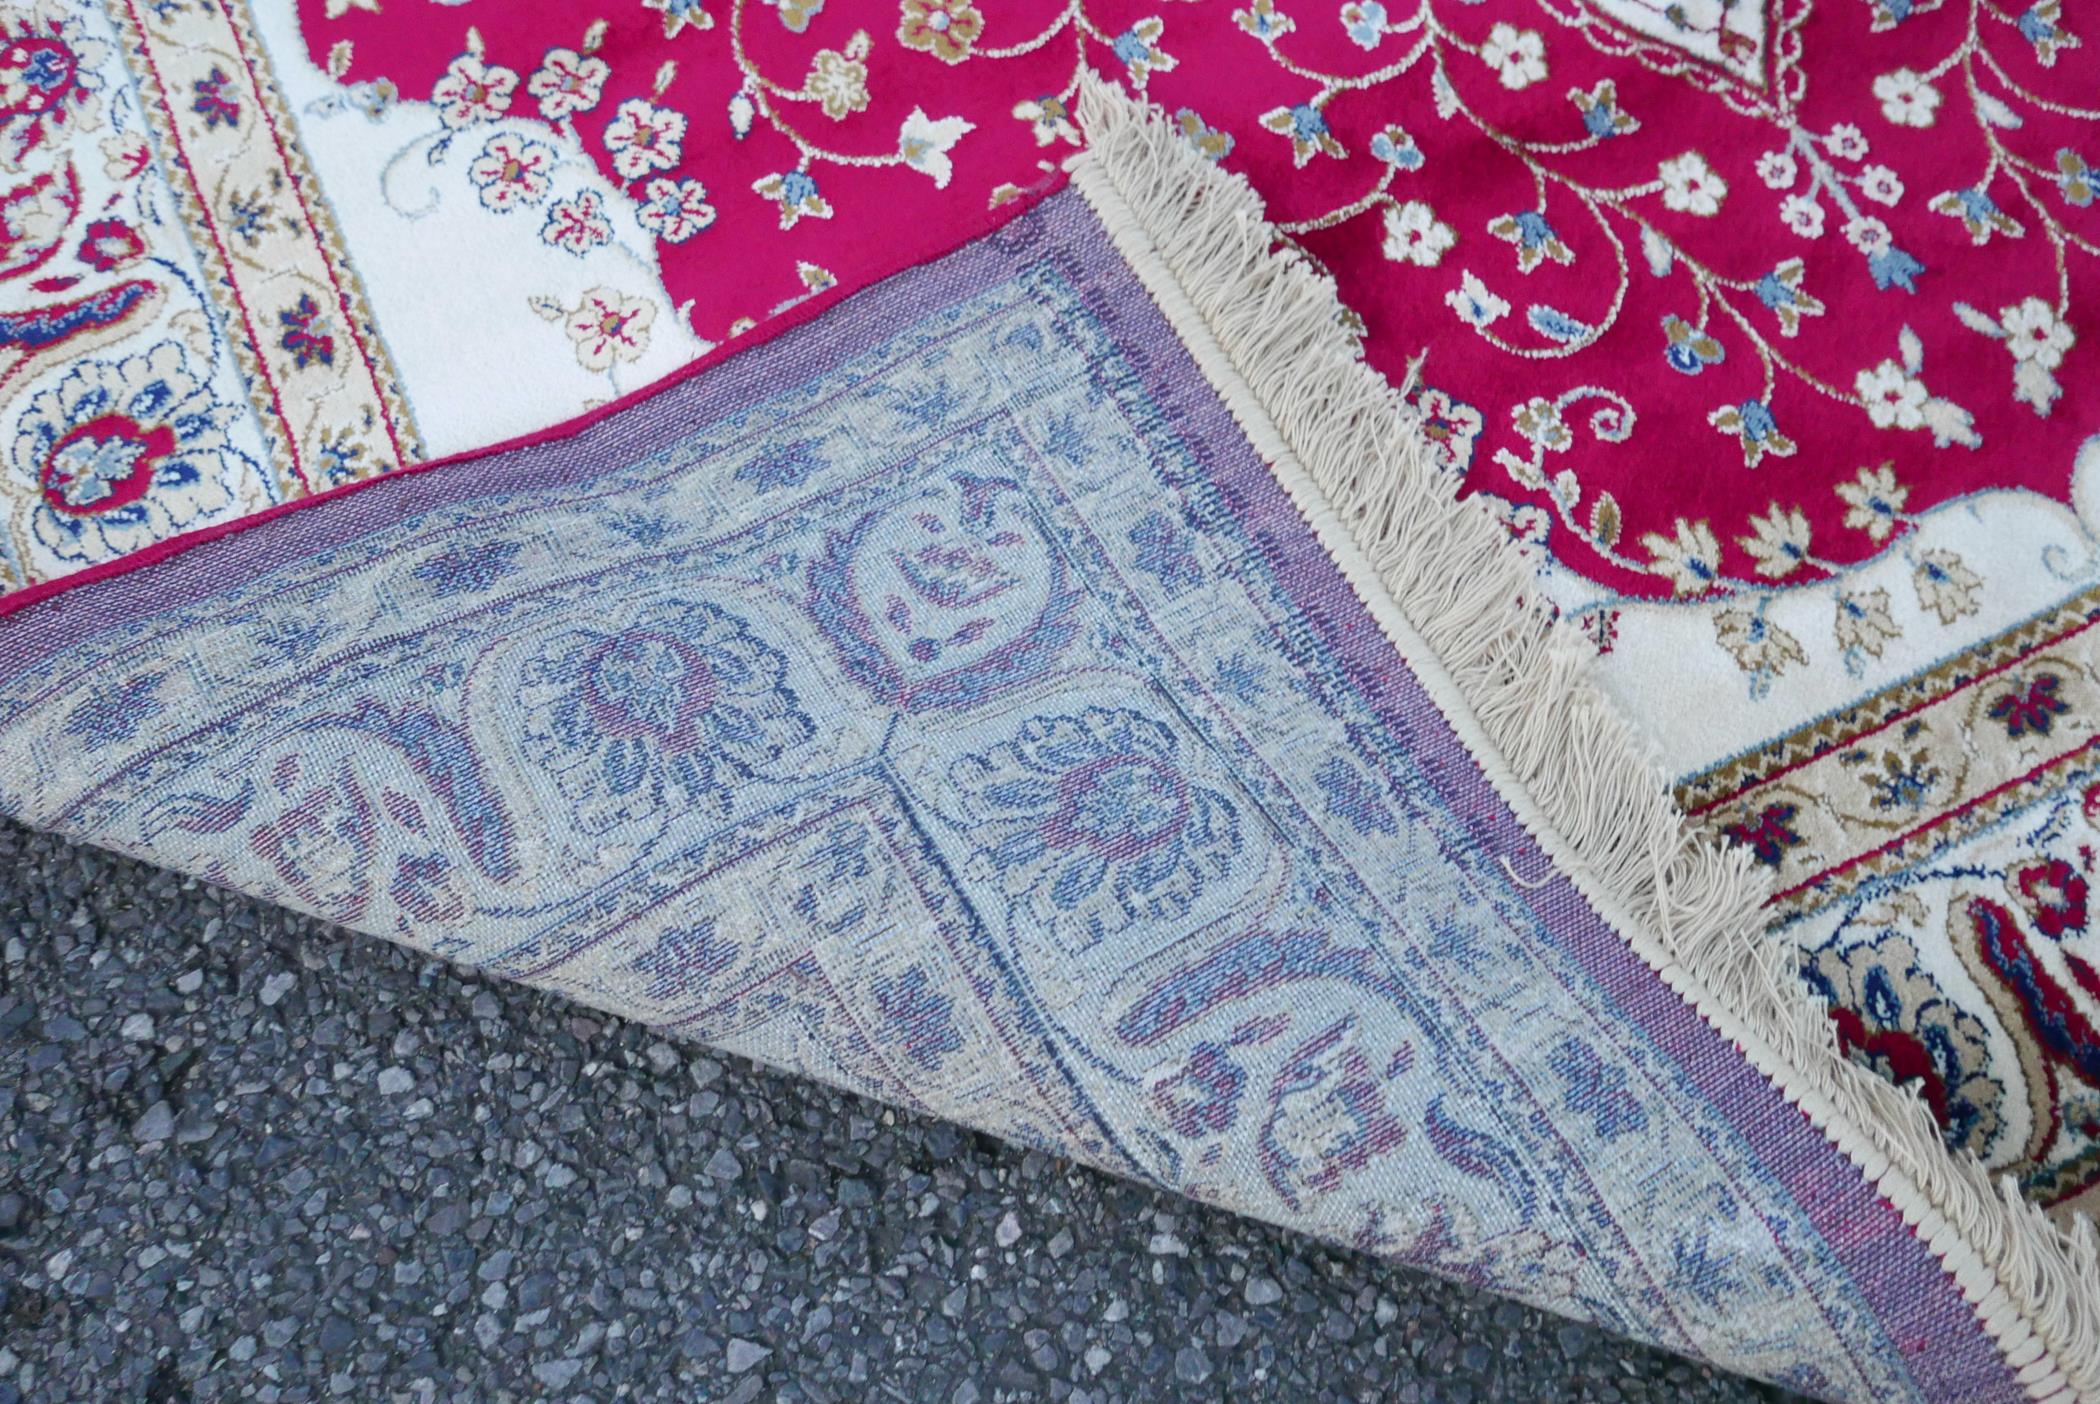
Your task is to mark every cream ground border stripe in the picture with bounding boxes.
[1068,74,2100,1404]
[111,0,420,492]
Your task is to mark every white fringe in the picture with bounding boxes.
[1070,74,2100,1404]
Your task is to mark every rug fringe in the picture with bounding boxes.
[1070,74,2099,1404]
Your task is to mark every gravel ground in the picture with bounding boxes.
[0,818,1804,1404]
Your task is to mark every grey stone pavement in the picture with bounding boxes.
[0,817,1805,1403]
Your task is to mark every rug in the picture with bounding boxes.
[1,81,2095,1400]
[6,0,2099,1227]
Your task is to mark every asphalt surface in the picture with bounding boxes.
[0,817,1806,1403]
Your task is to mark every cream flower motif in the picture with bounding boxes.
[527,47,609,121]
[1873,69,1941,128]
[806,46,870,120]
[1481,23,1547,89]
[1381,200,1456,267]
[564,288,656,372]
[1715,609,1807,676]
[1855,362,1928,430]
[101,132,152,182]
[604,98,687,182]
[467,133,554,212]
[1641,517,1724,596]
[898,108,973,188]
[1755,149,1797,189]
[897,0,983,62]
[1836,462,1909,541]
[1779,193,1825,238]
[1999,297,2075,370]
[431,55,518,130]
[540,191,614,255]
[1842,214,1893,255]
[0,6,110,171]
[1738,502,1812,579]
[1445,270,1510,329]
[1858,164,1904,206]
[1659,152,1727,216]
[1013,95,1081,146]
[1,179,71,257]
[1825,124,1870,160]
[635,177,716,243]
[1834,587,1900,658]
[1913,548,1981,624]
[1511,396,1573,452]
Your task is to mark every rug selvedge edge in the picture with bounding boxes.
[1066,72,2100,1404]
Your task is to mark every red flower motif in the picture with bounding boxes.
[77,217,143,272]
[192,66,240,130]
[277,293,335,369]
[1824,1004,1955,1130]
[1989,673,2070,738]
[2014,857,2089,939]
[1721,802,1803,867]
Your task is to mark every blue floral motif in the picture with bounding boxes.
[412,539,524,597]
[1568,80,1638,138]
[735,437,829,492]
[1512,211,1556,249]
[1708,398,1796,468]
[629,918,741,1004]
[1368,126,1423,169]
[1172,108,1235,163]
[517,598,815,833]
[1490,211,1572,274]
[953,706,1243,950]
[1547,1037,1649,1142]
[1867,246,1926,294]
[1239,0,1292,37]
[1661,315,1725,374]
[1342,0,1389,48]
[2017,7,2059,46]
[1214,653,1268,704]
[1930,187,2023,244]
[1748,259,1827,337]
[1754,273,1795,311]
[61,673,165,750]
[1128,510,1203,593]
[1528,305,1590,344]
[1315,757,1396,835]
[19,45,70,92]
[873,965,965,1070]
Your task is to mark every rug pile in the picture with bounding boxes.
[2,0,2097,1397]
